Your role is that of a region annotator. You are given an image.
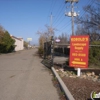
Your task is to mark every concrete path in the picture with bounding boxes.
[54,56,68,64]
[0,49,59,100]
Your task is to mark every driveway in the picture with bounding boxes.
[0,49,59,100]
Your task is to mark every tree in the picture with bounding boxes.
[38,34,46,55]
[75,0,100,41]
[75,24,85,35]
[24,41,28,49]
[0,31,15,53]
[75,0,100,68]
[56,33,69,44]
[0,26,5,43]
[37,25,55,55]
[89,41,100,67]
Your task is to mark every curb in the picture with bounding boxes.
[51,67,75,100]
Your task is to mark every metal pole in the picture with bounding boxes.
[71,2,74,36]
[50,13,54,67]
[65,0,79,35]
[51,36,54,67]
[50,13,52,29]
[50,13,53,36]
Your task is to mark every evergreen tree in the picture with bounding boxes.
[0,31,15,53]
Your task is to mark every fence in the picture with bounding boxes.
[44,42,70,58]
[44,41,51,59]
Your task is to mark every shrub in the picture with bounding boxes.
[0,31,15,53]
[89,41,100,67]
[38,46,44,56]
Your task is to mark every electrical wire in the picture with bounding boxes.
[46,0,57,24]
[46,0,96,36]
[53,3,66,26]
[54,2,78,32]
[58,0,95,34]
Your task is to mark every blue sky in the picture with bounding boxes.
[0,0,93,45]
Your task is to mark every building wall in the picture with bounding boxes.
[14,38,24,51]
[11,36,24,51]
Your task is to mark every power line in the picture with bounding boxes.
[53,2,76,29]
[59,0,95,34]
[50,0,57,13]
[46,0,56,24]
[78,0,95,18]
[47,0,96,37]
[54,2,78,33]
[47,0,70,31]
[53,3,66,26]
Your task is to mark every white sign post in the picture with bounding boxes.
[69,35,89,77]
[77,68,81,77]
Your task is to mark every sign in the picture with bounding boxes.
[69,35,89,68]
[55,39,60,42]
[27,38,32,41]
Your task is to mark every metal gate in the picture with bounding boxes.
[44,41,51,59]
[41,36,70,68]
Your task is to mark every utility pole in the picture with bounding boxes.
[50,13,54,37]
[50,13,53,29]
[65,0,79,35]
[50,13,54,67]
[65,0,81,77]
[71,2,74,36]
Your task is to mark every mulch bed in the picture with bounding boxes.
[53,66,100,100]
[62,76,100,100]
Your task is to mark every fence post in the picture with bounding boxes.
[51,36,54,67]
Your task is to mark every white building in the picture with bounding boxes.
[11,36,24,51]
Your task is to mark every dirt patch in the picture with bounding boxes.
[52,77,67,100]
[10,75,15,78]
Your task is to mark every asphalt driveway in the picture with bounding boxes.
[0,49,59,100]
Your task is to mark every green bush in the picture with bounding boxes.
[0,31,15,53]
[38,46,44,55]
[89,41,100,67]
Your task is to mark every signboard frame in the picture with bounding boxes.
[69,35,89,68]
[27,38,32,41]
